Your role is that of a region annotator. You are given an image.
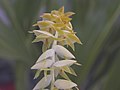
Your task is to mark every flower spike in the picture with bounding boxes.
[30,6,82,90]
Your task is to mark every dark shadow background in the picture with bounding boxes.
[0,0,120,90]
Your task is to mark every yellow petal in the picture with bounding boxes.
[32,38,43,43]
[51,10,59,15]
[33,30,54,38]
[60,71,70,80]
[41,13,52,20]
[53,87,59,90]
[61,17,72,23]
[65,25,73,31]
[62,66,72,74]
[65,12,75,17]
[66,38,75,50]
[69,67,77,76]
[53,23,65,27]
[62,65,79,76]
[67,34,82,44]
[52,37,64,41]
[33,23,38,26]
[36,34,50,39]
[37,21,54,27]
[68,22,73,29]
[58,6,64,13]
[53,27,64,35]
[51,14,61,22]
[42,39,50,52]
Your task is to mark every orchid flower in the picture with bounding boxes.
[30,6,82,90]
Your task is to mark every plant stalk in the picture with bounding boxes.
[51,31,58,89]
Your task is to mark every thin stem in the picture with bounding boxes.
[51,31,58,90]
[50,69,55,90]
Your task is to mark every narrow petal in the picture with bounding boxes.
[67,34,82,44]
[65,12,75,17]
[37,21,54,27]
[58,6,64,13]
[60,71,70,80]
[33,30,55,38]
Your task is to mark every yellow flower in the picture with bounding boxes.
[32,6,81,51]
[57,30,82,50]
[42,6,75,23]
[41,7,75,32]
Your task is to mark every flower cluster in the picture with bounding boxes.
[31,7,82,90]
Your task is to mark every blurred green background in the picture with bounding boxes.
[0,0,120,90]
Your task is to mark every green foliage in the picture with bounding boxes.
[0,0,120,90]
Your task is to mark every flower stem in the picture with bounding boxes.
[51,31,58,90]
